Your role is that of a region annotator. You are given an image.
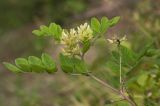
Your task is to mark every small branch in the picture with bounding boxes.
[88,73,120,94]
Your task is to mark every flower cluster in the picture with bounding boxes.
[60,23,93,56]
[77,23,93,42]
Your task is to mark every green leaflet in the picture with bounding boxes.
[28,56,45,73]
[49,23,57,35]
[15,58,31,72]
[41,53,57,73]
[90,16,120,36]
[49,23,62,41]
[73,57,88,74]
[32,23,62,41]
[3,62,22,73]
[82,41,91,54]
[100,17,109,34]
[40,25,50,35]
[59,54,74,73]
[108,16,120,27]
[32,30,43,36]
[59,54,88,74]
[137,73,148,87]
[91,17,101,34]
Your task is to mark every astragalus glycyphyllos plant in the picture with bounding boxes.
[3,16,160,106]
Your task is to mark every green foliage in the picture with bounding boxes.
[81,40,91,54]
[137,72,148,87]
[138,41,154,59]
[4,53,57,74]
[15,58,31,72]
[3,62,22,73]
[108,16,120,27]
[28,56,45,73]
[91,18,101,34]
[106,61,119,73]
[32,23,62,41]
[100,17,109,34]
[91,16,120,36]
[110,45,138,68]
[41,53,57,73]
[49,23,62,41]
[59,54,88,74]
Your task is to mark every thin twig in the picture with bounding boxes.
[119,45,122,85]
[117,40,122,85]
[87,73,120,94]
[117,44,137,106]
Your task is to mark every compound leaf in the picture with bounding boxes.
[32,23,62,41]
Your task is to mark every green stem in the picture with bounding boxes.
[117,43,122,88]
[119,46,122,85]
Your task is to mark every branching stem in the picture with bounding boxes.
[84,36,137,106]
[88,73,137,106]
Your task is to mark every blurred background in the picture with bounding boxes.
[0,0,160,106]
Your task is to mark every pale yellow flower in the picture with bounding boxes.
[60,23,93,56]
[77,23,93,41]
[61,29,80,56]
